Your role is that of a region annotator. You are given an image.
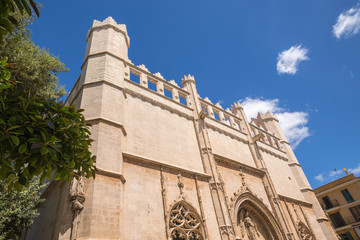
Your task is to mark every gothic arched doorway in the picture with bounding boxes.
[233,193,285,240]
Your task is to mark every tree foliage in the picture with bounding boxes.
[0,0,39,42]
[0,59,96,190]
[0,178,45,240]
[0,10,67,99]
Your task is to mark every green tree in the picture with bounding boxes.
[0,0,39,42]
[0,10,67,99]
[0,58,96,190]
[0,178,45,240]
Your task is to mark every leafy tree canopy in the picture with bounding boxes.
[0,178,45,240]
[0,0,39,42]
[0,8,67,99]
[0,59,96,190]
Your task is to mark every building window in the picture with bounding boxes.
[341,189,354,203]
[169,202,204,240]
[339,232,354,240]
[329,212,346,228]
[349,205,360,222]
[323,196,334,209]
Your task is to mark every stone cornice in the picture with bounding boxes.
[205,120,248,144]
[96,167,126,183]
[85,117,127,136]
[257,145,288,161]
[288,162,301,167]
[81,51,126,70]
[214,154,265,177]
[122,152,211,182]
[278,194,313,208]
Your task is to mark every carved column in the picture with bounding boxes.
[182,75,235,240]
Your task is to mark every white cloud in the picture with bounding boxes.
[333,4,360,39]
[314,163,360,183]
[314,173,325,182]
[329,169,342,177]
[349,163,360,175]
[277,45,309,75]
[240,97,310,148]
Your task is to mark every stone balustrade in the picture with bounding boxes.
[127,63,190,107]
[199,98,245,133]
[250,124,282,150]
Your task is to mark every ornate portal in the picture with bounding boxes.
[237,207,279,240]
[169,202,204,240]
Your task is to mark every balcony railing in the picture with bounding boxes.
[322,199,340,210]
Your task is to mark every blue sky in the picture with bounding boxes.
[30,0,360,188]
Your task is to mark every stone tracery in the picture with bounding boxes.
[169,201,204,240]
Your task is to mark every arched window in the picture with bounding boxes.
[169,201,204,240]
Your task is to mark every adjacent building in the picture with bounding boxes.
[314,172,360,240]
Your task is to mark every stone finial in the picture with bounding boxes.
[215,102,223,109]
[231,101,243,115]
[264,110,278,121]
[138,64,149,72]
[225,108,232,113]
[154,72,164,79]
[231,101,243,110]
[169,79,179,87]
[181,74,195,84]
[204,97,212,103]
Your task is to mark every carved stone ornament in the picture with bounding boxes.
[169,201,204,240]
[230,169,252,206]
[69,176,86,211]
[69,176,86,240]
[219,225,235,236]
[210,182,223,191]
[297,221,313,240]
[177,173,185,200]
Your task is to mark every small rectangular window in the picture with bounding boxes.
[234,121,241,131]
[341,189,354,203]
[339,232,354,240]
[213,111,220,121]
[329,212,346,228]
[148,79,157,92]
[164,87,172,99]
[322,196,334,209]
[224,116,231,126]
[349,205,360,221]
[179,95,187,106]
[130,72,140,84]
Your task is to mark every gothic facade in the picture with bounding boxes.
[25,17,338,240]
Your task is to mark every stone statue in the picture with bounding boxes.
[244,211,260,240]
[69,176,86,240]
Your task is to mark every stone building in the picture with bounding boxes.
[25,17,338,240]
[314,172,360,239]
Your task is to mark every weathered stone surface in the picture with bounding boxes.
[24,17,337,240]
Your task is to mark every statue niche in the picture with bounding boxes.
[238,209,272,240]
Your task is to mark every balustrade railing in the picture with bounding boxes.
[250,124,282,150]
[199,98,245,133]
[127,63,190,107]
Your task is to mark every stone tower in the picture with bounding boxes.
[24,17,338,240]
